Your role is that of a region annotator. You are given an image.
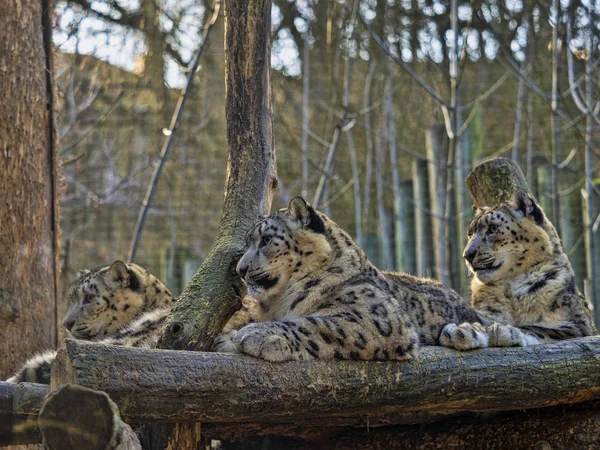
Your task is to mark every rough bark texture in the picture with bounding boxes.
[465,157,530,208]
[157,0,276,353]
[140,1,276,447]
[39,384,141,450]
[42,337,600,426]
[0,0,60,380]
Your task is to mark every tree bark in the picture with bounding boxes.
[139,0,277,447]
[0,0,60,380]
[41,337,600,427]
[465,157,530,208]
[39,384,140,450]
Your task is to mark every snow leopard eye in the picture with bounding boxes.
[82,294,94,305]
[260,235,272,248]
[487,224,498,235]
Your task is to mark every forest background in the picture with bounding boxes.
[54,0,600,323]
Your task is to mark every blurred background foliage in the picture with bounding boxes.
[54,0,600,322]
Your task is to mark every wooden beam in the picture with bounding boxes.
[46,337,600,425]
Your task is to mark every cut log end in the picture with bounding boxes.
[38,384,141,450]
[466,157,531,208]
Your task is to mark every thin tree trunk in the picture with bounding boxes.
[412,160,433,276]
[511,64,526,162]
[341,11,362,247]
[526,89,535,186]
[313,124,342,209]
[301,29,310,198]
[584,19,597,323]
[385,62,401,272]
[0,0,60,380]
[438,0,458,288]
[525,13,536,186]
[346,129,363,247]
[140,1,277,447]
[399,180,415,274]
[362,62,376,234]
[425,125,449,281]
[550,0,561,236]
[375,123,393,269]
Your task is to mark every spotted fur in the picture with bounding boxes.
[7,261,176,384]
[440,190,597,350]
[213,197,489,362]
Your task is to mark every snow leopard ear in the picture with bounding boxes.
[512,189,544,226]
[105,260,130,288]
[74,269,91,280]
[288,196,325,234]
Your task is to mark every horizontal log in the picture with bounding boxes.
[218,400,600,450]
[50,337,600,425]
[0,382,49,446]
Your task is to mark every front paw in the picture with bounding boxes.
[212,330,240,353]
[487,323,526,347]
[439,322,489,350]
[235,323,294,362]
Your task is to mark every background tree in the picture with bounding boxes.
[0,0,60,378]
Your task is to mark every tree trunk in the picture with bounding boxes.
[0,0,59,381]
[140,0,277,447]
[301,29,310,198]
[375,123,393,269]
[550,0,561,236]
[385,62,400,272]
[411,160,433,277]
[583,23,598,324]
[425,125,448,280]
[362,62,376,238]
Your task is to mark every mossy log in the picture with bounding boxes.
[38,384,140,450]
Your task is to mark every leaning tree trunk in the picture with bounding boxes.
[140,0,277,448]
[0,0,59,382]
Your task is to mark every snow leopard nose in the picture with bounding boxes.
[464,246,478,264]
[63,317,75,331]
[237,261,249,280]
